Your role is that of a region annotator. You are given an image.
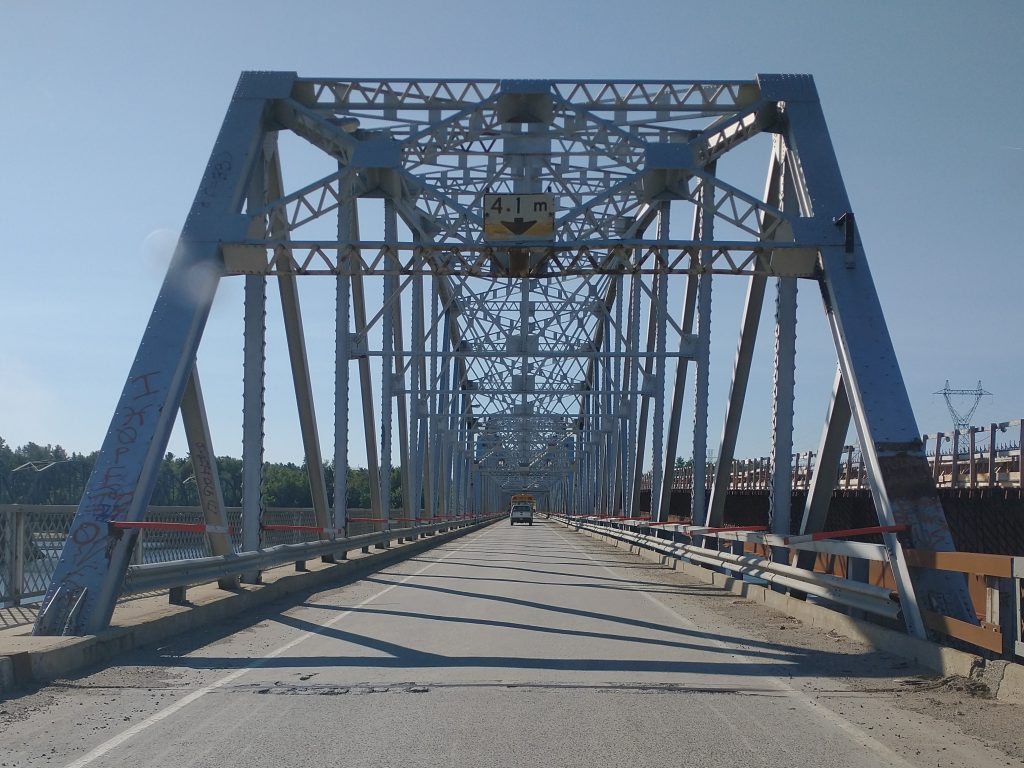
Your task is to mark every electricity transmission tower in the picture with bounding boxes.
[934,380,992,431]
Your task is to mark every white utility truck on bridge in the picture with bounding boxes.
[510,493,535,525]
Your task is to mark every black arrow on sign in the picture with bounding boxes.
[501,217,537,235]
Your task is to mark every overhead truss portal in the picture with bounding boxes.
[36,73,975,638]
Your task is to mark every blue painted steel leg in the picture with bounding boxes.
[34,72,295,635]
[761,72,976,631]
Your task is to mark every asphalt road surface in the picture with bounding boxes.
[2,519,1020,767]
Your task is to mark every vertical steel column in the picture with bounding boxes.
[573,430,582,517]
[592,351,604,516]
[451,376,465,518]
[582,445,592,516]
[602,278,617,517]
[611,273,625,515]
[241,146,268,581]
[592,390,599,515]
[459,360,470,517]
[769,276,798,557]
[690,160,718,525]
[657,201,703,523]
[657,269,697,523]
[410,259,426,523]
[650,206,670,522]
[520,276,530,478]
[768,139,802,559]
[334,197,353,538]
[451,440,462,519]
[604,352,614,516]
[35,71,287,636]
[462,390,473,515]
[448,353,462,516]
[388,246,412,526]
[426,280,444,521]
[588,372,598,515]
[472,436,482,518]
[630,272,661,518]
[435,311,453,520]
[379,202,396,538]
[623,272,641,516]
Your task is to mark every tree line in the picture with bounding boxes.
[0,437,400,508]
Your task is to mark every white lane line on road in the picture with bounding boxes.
[554,526,921,768]
[61,528,493,768]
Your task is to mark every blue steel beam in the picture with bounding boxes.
[35,72,296,635]
[762,73,976,630]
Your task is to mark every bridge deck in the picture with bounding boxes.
[1,520,1019,767]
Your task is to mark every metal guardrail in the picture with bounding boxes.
[1,504,496,608]
[560,516,902,618]
[556,514,1024,660]
[121,519,491,596]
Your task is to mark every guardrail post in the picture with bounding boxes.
[728,536,749,581]
[988,575,1017,657]
[848,556,870,620]
[14,507,27,605]
[1013,557,1023,660]
[2,507,27,605]
[1,509,13,605]
[131,529,145,566]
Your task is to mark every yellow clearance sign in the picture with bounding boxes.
[483,193,555,241]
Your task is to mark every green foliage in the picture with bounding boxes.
[0,440,94,504]
[0,436,396,509]
[261,462,310,507]
[343,466,373,509]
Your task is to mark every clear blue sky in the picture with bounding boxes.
[1,1,1021,466]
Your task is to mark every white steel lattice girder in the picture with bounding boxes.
[35,72,975,637]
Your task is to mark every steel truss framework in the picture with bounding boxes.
[36,72,975,637]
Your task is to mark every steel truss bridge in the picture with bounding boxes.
[34,72,978,644]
